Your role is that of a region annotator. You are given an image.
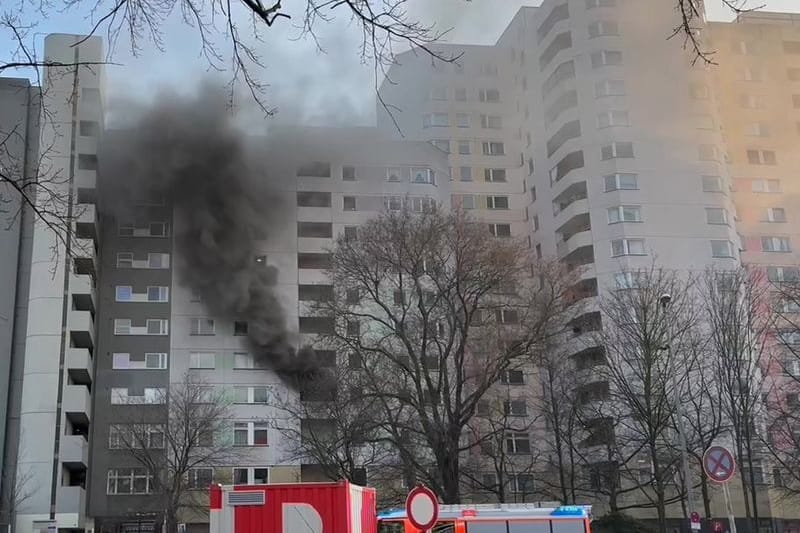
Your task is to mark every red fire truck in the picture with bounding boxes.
[209,481,592,533]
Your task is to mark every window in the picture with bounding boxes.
[296,191,332,207]
[342,166,356,181]
[505,433,531,454]
[79,120,100,137]
[615,272,641,289]
[410,197,435,213]
[298,285,334,302]
[745,122,770,137]
[430,87,447,100]
[501,369,525,385]
[412,168,435,184]
[190,318,215,336]
[784,41,800,54]
[496,309,519,324]
[607,205,642,223]
[489,224,511,238]
[147,286,169,302]
[107,468,153,495]
[705,208,728,225]
[595,79,625,97]
[296,162,331,177]
[346,320,361,338]
[486,196,509,210]
[611,238,645,256]
[751,179,781,193]
[233,467,269,485]
[768,266,800,282]
[110,387,165,405]
[478,89,500,102]
[455,113,470,128]
[698,144,719,161]
[116,253,133,268]
[146,319,168,335]
[694,115,715,130]
[741,94,766,109]
[423,112,449,128]
[586,0,616,7]
[298,253,332,269]
[342,196,357,211]
[187,468,213,490]
[297,222,333,238]
[454,88,467,101]
[763,208,786,223]
[148,253,169,268]
[343,226,358,242]
[455,195,475,210]
[78,154,98,170]
[711,240,735,258]
[386,168,403,182]
[588,20,619,38]
[604,173,638,191]
[82,87,101,102]
[233,422,269,446]
[108,424,164,449]
[762,237,791,253]
[115,286,132,301]
[504,400,527,416]
[457,140,471,154]
[482,141,505,155]
[190,352,216,369]
[149,222,168,237]
[384,196,402,211]
[480,114,502,129]
[591,50,622,68]
[484,168,506,182]
[601,142,634,160]
[234,352,267,369]
[702,175,723,192]
[234,386,269,404]
[345,289,360,305]
[112,352,168,370]
[118,222,134,237]
[597,110,629,128]
[114,319,131,335]
[747,149,777,165]
[458,166,472,182]
[429,139,449,153]
[512,474,535,494]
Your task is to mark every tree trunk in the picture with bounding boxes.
[651,444,668,533]
[743,428,760,533]
[734,432,753,533]
[700,473,712,519]
[439,445,461,504]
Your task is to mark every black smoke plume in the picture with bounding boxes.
[102,87,319,383]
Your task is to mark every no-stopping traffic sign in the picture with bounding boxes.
[703,446,736,483]
[405,485,439,530]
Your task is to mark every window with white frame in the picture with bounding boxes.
[234,352,267,370]
[705,208,729,225]
[751,179,780,193]
[711,240,735,258]
[410,197,436,213]
[597,110,629,128]
[233,421,269,446]
[588,20,619,38]
[457,140,471,154]
[489,224,511,238]
[110,387,166,405]
[604,173,638,191]
[478,88,500,102]
[747,149,777,165]
[107,468,154,494]
[116,253,133,268]
[740,94,766,109]
[147,253,170,268]
[116,286,133,301]
[595,79,625,97]
[745,122,770,137]
[607,205,642,224]
[480,114,503,129]
[187,468,214,489]
[614,272,641,289]
[484,168,507,182]
[763,208,787,223]
[590,50,622,68]
[501,369,525,385]
[423,113,449,128]
[384,196,402,211]
[147,286,169,302]
[233,386,269,404]
[114,319,131,335]
[456,113,470,128]
[108,424,164,449]
[702,176,723,192]
[505,432,531,454]
[503,399,528,416]
[411,168,435,184]
[146,319,168,335]
[486,196,509,210]
[233,467,269,484]
[601,142,634,160]
[482,141,505,155]
[611,238,645,256]
[190,318,215,335]
[512,474,536,493]
[458,166,472,182]
[767,266,800,282]
[386,168,403,182]
[495,309,519,324]
[762,237,791,253]
[112,352,168,370]
[189,352,216,369]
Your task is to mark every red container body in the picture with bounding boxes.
[210,481,377,533]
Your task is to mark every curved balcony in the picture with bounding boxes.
[557,229,593,258]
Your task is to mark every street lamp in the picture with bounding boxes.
[661,294,697,531]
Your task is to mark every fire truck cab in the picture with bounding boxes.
[377,503,592,533]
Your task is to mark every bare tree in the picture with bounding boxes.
[594,267,700,533]
[0,460,35,533]
[701,267,774,533]
[308,206,573,503]
[112,373,243,533]
[673,0,762,64]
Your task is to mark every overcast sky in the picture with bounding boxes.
[3,0,800,125]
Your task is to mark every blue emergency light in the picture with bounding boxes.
[551,506,589,517]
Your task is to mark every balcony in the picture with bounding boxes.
[61,434,89,468]
[56,485,87,527]
[68,310,94,350]
[70,274,95,314]
[557,230,594,261]
[74,170,96,191]
[552,181,587,214]
[66,348,92,386]
[63,384,91,425]
[73,238,96,277]
[74,203,97,241]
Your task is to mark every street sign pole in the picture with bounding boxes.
[722,482,738,533]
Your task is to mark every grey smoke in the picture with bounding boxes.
[102,85,319,382]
